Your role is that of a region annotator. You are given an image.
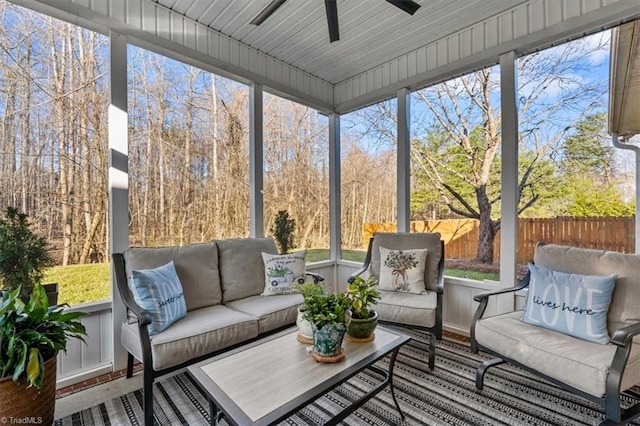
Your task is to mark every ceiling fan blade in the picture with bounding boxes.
[385,0,421,15]
[325,0,339,42]
[250,0,287,25]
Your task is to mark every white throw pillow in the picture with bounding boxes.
[378,246,428,293]
[262,251,307,296]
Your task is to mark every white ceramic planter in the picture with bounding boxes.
[296,306,313,339]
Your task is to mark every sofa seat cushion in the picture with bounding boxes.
[475,311,640,397]
[375,290,437,328]
[226,294,303,334]
[121,305,259,370]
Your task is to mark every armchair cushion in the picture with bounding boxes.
[371,232,442,292]
[378,246,428,293]
[476,311,640,397]
[523,264,616,344]
[261,251,306,296]
[375,290,437,328]
[130,261,187,335]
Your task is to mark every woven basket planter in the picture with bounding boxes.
[0,354,57,425]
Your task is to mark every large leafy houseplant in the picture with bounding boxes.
[300,286,352,358]
[346,276,381,320]
[301,286,352,330]
[0,207,54,301]
[345,276,381,341]
[0,284,86,388]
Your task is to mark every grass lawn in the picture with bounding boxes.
[48,249,500,305]
[45,263,111,305]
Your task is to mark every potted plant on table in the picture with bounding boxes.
[0,284,87,425]
[295,281,324,343]
[346,276,381,342]
[300,285,352,360]
[0,206,57,305]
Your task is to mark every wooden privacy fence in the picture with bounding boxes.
[363,217,635,264]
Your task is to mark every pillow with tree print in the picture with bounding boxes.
[378,246,428,293]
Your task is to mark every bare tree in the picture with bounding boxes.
[410,35,608,262]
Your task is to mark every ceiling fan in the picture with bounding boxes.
[250,0,421,43]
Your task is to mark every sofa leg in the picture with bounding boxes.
[602,393,622,425]
[143,365,154,426]
[126,353,134,379]
[476,358,504,390]
[428,332,436,370]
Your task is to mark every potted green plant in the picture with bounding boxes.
[345,275,381,341]
[0,284,87,425]
[295,282,324,342]
[0,207,57,304]
[300,285,352,359]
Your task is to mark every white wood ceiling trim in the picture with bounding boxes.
[334,0,640,114]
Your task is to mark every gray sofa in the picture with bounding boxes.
[113,237,318,426]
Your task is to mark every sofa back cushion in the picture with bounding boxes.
[216,237,279,302]
[124,243,221,311]
[534,243,640,332]
[370,232,442,292]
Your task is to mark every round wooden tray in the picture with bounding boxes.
[345,332,375,343]
[296,332,313,344]
[310,348,345,363]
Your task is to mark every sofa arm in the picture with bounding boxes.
[306,271,324,284]
[347,237,374,284]
[112,253,152,327]
[610,322,640,347]
[347,265,369,284]
[606,321,640,405]
[470,272,530,353]
[473,284,528,303]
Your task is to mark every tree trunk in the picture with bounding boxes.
[475,185,495,263]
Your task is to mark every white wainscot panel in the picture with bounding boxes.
[57,300,113,387]
[443,278,503,337]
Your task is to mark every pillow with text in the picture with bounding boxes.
[523,263,616,344]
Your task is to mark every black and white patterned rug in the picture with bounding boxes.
[54,326,640,425]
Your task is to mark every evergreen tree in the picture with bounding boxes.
[270,210,296,254]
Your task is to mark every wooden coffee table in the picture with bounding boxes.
[187,325,410,426]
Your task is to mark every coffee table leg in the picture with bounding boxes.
[209,399,223,426]
[388,348,405,421]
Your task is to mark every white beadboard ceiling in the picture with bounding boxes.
[8,0,640,117]
[153,0,529,84]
